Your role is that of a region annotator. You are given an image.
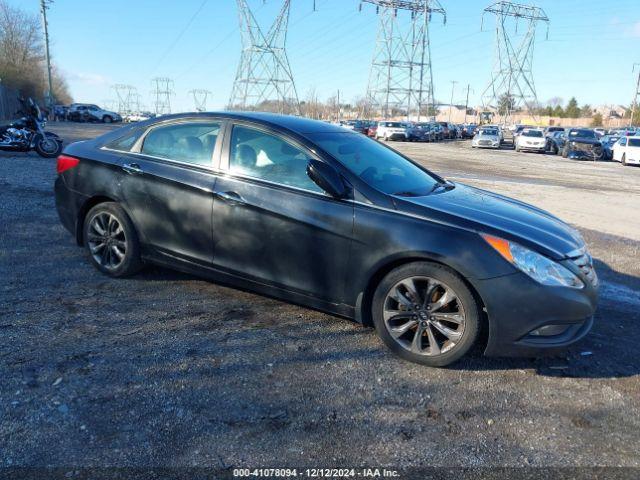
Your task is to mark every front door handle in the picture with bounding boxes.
[216,191,245,206]
[122,162,143,175]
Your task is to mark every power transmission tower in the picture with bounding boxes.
[151,77,174,115]
[189,89,212,112]
[629,64,640,127]
[361,0,446,121]
[480,1,549,124]
[229,0,301,114]
[39,0,54,116]
[112,84,138,115]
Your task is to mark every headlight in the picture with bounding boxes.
[481,234,584,289]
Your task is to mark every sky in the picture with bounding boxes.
[13,0,640,112]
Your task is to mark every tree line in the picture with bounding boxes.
[0,0,72,104]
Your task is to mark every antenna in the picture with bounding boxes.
[361,0,446,121]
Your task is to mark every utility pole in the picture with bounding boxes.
[464,84,473,123]
[448,81,457,123]
[229,0,314,114]
[480,1,550,125]
[336,90,340,121]
[629,64,640,127]
[361,0,446,121]
[39,0,54,118]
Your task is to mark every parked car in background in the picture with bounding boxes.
[431,123,444,141]
[515,128,546,153]
[124,112,154,123]
[546,131,567,155]
[437,122,457,139]
[513,125,535,138]
[562,129,603,160]
[341,120,368,134]
[68,104,122,123]
[600,134,620,160]
[54,111,598,367]
[471,127,501,149]
[461,124,477,139]
[366,121,378,138]
[376,121,407,141]
[544,126,565,138]
[404,123,431,142]
[612,136,640,166]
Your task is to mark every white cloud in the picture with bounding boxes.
[66,71,112,87]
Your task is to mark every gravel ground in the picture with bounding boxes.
[1,123,639,472]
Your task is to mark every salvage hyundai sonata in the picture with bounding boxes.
[54,113,598,366]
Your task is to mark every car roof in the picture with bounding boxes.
[175,111,349,134]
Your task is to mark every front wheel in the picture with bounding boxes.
[372,262,481,367]
[35,135,63,158]
[103,115,113,124]
[83,202,143,277]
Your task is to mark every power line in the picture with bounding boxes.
[151,0,209,74]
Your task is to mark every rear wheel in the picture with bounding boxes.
[372,262,481,367]
[35,135,62,158]
[83,202,143,277]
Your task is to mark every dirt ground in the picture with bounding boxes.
[1,123,639,473]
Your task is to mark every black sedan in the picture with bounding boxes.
[54,112,598,367]
[562,129,603,160]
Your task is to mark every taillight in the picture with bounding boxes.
[56,155,80,174]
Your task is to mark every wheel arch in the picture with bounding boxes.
[356,254,489,344]
[75,195,119,245]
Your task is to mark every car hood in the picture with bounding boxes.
[567,137,600,145]
[476,135,499,140]
[394,183,584,259]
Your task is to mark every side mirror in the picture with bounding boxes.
[307,159,347,198]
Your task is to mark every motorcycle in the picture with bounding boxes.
[0,97,63,158]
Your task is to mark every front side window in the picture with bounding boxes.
[141,122,220,165]
[628,138,640,147]
[308,132,440,197]
[229,125,322,193]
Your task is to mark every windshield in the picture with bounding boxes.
[381,122,403,128]
[523,130,543,137]
[480,129,498,136]
[569,129,596,138]
[308,132,441,196]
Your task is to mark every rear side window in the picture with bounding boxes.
[141,122,220,166]
[105,130,142,152]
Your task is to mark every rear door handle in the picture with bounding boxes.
[216,191,245,206]
[122,162,143,175]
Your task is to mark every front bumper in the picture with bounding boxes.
[473,271,598,357]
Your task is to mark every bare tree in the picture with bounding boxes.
[0,0,72,103]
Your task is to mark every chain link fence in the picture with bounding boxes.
[0,84,20,121]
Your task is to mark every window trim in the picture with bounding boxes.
[220,121,331,197]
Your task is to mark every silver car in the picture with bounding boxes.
[471,127,501,149]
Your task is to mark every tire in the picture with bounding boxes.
[103,115,113,124]
[34,135,63,158]
[371,262,481,367]
[562,148,568,158]
[83,202,143,277]
[622,154,627,166]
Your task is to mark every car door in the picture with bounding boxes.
[613,137,626,161]
[211,122,354,303]
[116,119,224,267]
